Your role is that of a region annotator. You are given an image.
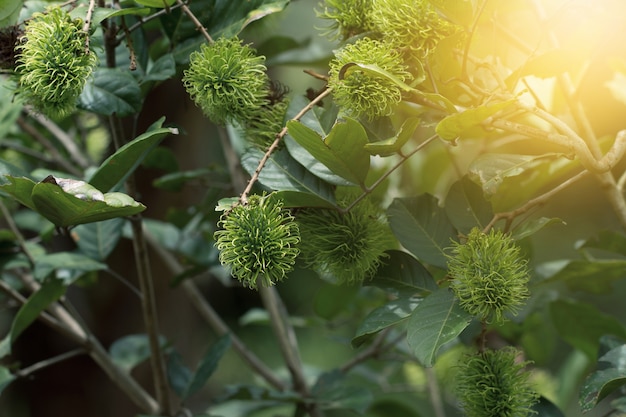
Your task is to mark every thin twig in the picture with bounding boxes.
[119,3,185,42]
[98,0,172,404]
[240,87,332,203]
[303,69,328,81]
[128,208,172,414]
[82,0,96,53]
[217,85,332,416]
[176,0,213,43]
[15,348,86,378]
[344,134,439,212]
[105,268,143,298]
[16,117,82,176]
[0,279,67,336]
[426,367,446,417]
[120,16,137,71]
[461,0,487,78]
[521,105,626,174]
[339,328,394,373]
[258,285,308,392]
[483,170,589,232]
[0,200,36,267]
[0,140,55,163]
[29,112,91,170]
[2,273,161,414]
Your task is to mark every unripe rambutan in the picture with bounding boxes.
[297,196,394,284]
[317,0,377,40]
[214,195,300,289]
[456,348,538,417]
[447,228,530,324]
[15,7,97,119]
[328,38,410,120]
[371,0,459,58]
[183,37,270,126]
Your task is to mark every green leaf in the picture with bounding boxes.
[469,153,564,196]
[436,100,514,140]
[285,136,354,186]
[444,176,493,233]
[110,334,167,373]
[167,350,193,398]
[407,287,473,367]
[0,176,37,210]
[0,159,29,180]
[183,334,231,400]
[220,384,300,402]
[212,0,290,38]
[262,36,331,66]
[161,0,289,50]
[73,218,126,261]
[314,283,360,320]
[89,121,178,192]
[578,230,626,257]
[411,90,458,114]
[134,0,175,8]
[0,176,145,227]
[0,278,66,357]
[369,250,438,298]
[0,0,22,26]
[70,5,152,24]
[541,260,626,295]
[78,68,143,117]
[34,252,107,282]
[286,94,337,136]
[511,217,565,241]
[531,397,566,417]
[550,299,626,360]
[269,190,337,210]
[505,49,586,88]
[30,181,145,227]
[612,397,626,412]
[0,79,22,140]
[341,62,423,92]
[364,117,420,157]
[167,335,231,400]
[0,366,15,396]
[238,308,307,327]
[287,118,370,186]
[143,54,176,83]
[312,370,373,413]
[352,297,420,348]
[367,400,424,417]
[580,345,626,412]
[241,148,336,205]
[387,195,457,269]
[153,168,214,192]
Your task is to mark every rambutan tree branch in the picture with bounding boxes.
[143,230,287,391]
[239,86,332,204]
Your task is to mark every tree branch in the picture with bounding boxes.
[484,170,589,232]
[176,0,213,43]
[126,182,172,415]
[240,87,332,204]
[143,230,287,391]
[3,274,160,414]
